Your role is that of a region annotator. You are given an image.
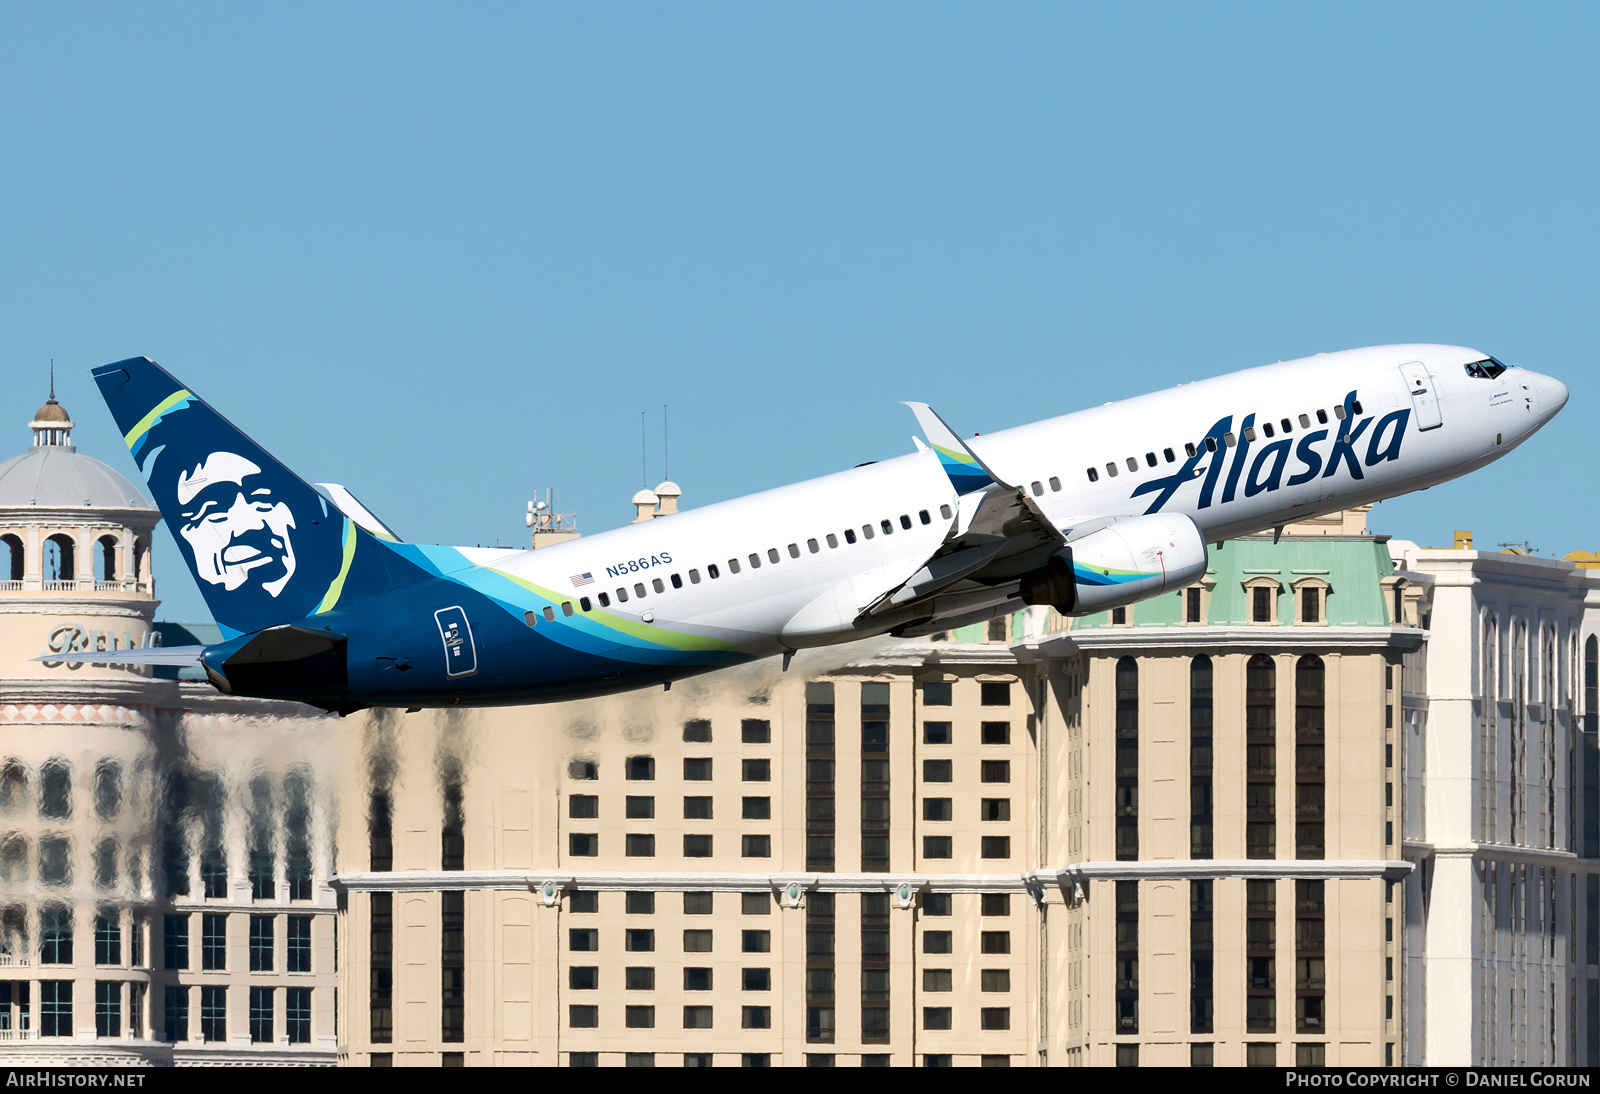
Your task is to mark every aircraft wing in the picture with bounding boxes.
[861,405,1067,618]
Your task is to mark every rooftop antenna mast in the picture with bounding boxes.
[641,410,647,486]
[663,403,669,481]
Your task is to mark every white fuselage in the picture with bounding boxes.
[472,344,1566,661]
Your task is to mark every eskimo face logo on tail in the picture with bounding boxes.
[1133,391,1412,515]
[176,452,297,596]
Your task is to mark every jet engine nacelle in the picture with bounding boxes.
[1018,513,1207,616]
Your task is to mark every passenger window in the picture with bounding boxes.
[863,525,875,539]
[708,564,721,579]
[543,606,556,622]
[524,610,538,627]
[788,544,800,558]
[881,520,893,535]
[899,515,912,530]
[826,534,838,548]
[807,538,819,553]
[1030,481,1043,496]
[1184,443,1196,458]
[1301,413,1313,428]
[768,548,780,563]
[616,588,629,602]
[1049,477,1061,491]
[939,505,953,519]
[671,574,683,589]
[918,510,931,525]
[1106,463,1118,478]
[1086,467,1099,482]
[749,553,761,568]
[728,558,741,574]
[563,601,574,616]
[1352,399,1364,414]
[1144,453,1156,467]
[1315,409,1327,424]
[1224,433,1236,447]
[1282,418,1293,433]
[634,583,647,598]
[1205,437,1218,453]
[1262,422,1274,437]
[580,596,592,611]
[1160,451,1173,464]
[845,529,857,544]
[1243,426,1256,442]
[652,578,664,593]
[1125,457,1137,472]
[688,570,700,584]
[1333,404,1346,420]
[598,592,612,607]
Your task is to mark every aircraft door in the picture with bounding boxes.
[1399,361,1443,431]
[434,606,478,678]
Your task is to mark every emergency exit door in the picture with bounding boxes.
[1399,361,1442,431]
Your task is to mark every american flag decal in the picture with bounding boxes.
[570,572,594,587]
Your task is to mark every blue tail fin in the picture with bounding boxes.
[93,357,410,637]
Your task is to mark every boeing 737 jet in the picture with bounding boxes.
[50,346,1566,713]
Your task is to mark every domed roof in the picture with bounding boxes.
[32,400,70,423]
[0,446,153,511]
[631,488,660,505]
[653,480,681,497]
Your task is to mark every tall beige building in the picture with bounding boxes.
[330,505,1458,1067]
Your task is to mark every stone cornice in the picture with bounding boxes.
[1416,841,1584,867]
[1014,625,1427,658]
[0,598,157,617]
[0,676,176,706]
[332,859,1414,895]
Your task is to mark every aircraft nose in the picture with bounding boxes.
[1533,372,1570,418]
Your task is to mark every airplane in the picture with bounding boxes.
[48,346,1566,713]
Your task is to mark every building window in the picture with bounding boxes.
[1192,879,1214,1034]
[248,914,273,971]
[1186,586,1204,624]
[164,985,188,1042]
[922,681,952,705]
[684,835,713,857]
[625,928,654,952]
[923,836,952,858]
[684,758,713,781]
[286,987,311,1044]
[626,1006,656,1029]
[41,905,72,964]
[1296,656,1326,858]
[683,1005,713,1029]
[981,760,1011,783]
[94,913,120,965]
[1250,583,1278,623]
[1296,880,1326,1034]
[626,834,656,857]
[806,891,835,1044]
[981,836,1011,858]
[981,1007,1010,1030]
[923,1007,952,1030]
[1299,584,1323,624]
[250,986,274,1044]
[807,682,835,872]
[862,892,890,1042]
[1247,1043,1277,1067]
[1116,880,1137,1033]
[981,721,1010,744]
[626,756,655,781]
[683,719,712,742]
[200,913,226,971]
[442,891,464,1042]
[569,794,598,819]
[1191,656,1213,858]
[1247,880,1277,1033]
[980,931,1010,954]
[981,681,1011,705]
[981,968,1010,991]
[683,929,713,952]
[370,893,392,1043]
[742,835,771,857]
[742,719,771,743]
[569,1004,598,1028]
[164,913,189,971]
[742,930,771,953]
[1116,656,1139,860]
[742,1006,772,1029]
[626,967,655,990]
[861,682,892,871]
[95,980,120,1038]
[924,759,953,782]
[569,833,598,857]
[1116,1044,1139,1067]
[38,981,70,1038]
[287,916,312,973]
[200,985,226,1043]
[1247,655,1277,858]
[924,720,952,744]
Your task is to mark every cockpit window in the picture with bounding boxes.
[1464,358,1508,380]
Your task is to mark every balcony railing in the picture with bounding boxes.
[0,1028,37,1041]
[0,954,28,967]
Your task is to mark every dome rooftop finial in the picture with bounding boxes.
[31,361,74,446]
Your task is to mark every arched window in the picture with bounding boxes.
[1295,655,1326,858]
[1246,654,1277,858]
[0,534,21,583]
[1115,656,1139,861]
[133,539,146,580]
[42,534,74,584]
[1190,656,1213,858]
[95,535,118,582]
[94,761,121,821]
[0,762,26,813]
[39,760,71,820]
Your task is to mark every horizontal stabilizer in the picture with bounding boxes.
[34,645,205,666]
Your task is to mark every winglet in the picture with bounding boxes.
[903,402,1008,495]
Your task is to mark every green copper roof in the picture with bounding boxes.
[1073,534,1397,629]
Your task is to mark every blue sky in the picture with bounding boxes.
[3,4,1596,622]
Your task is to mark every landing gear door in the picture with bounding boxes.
[434,606,478,678]
[1399,361,1442,431]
